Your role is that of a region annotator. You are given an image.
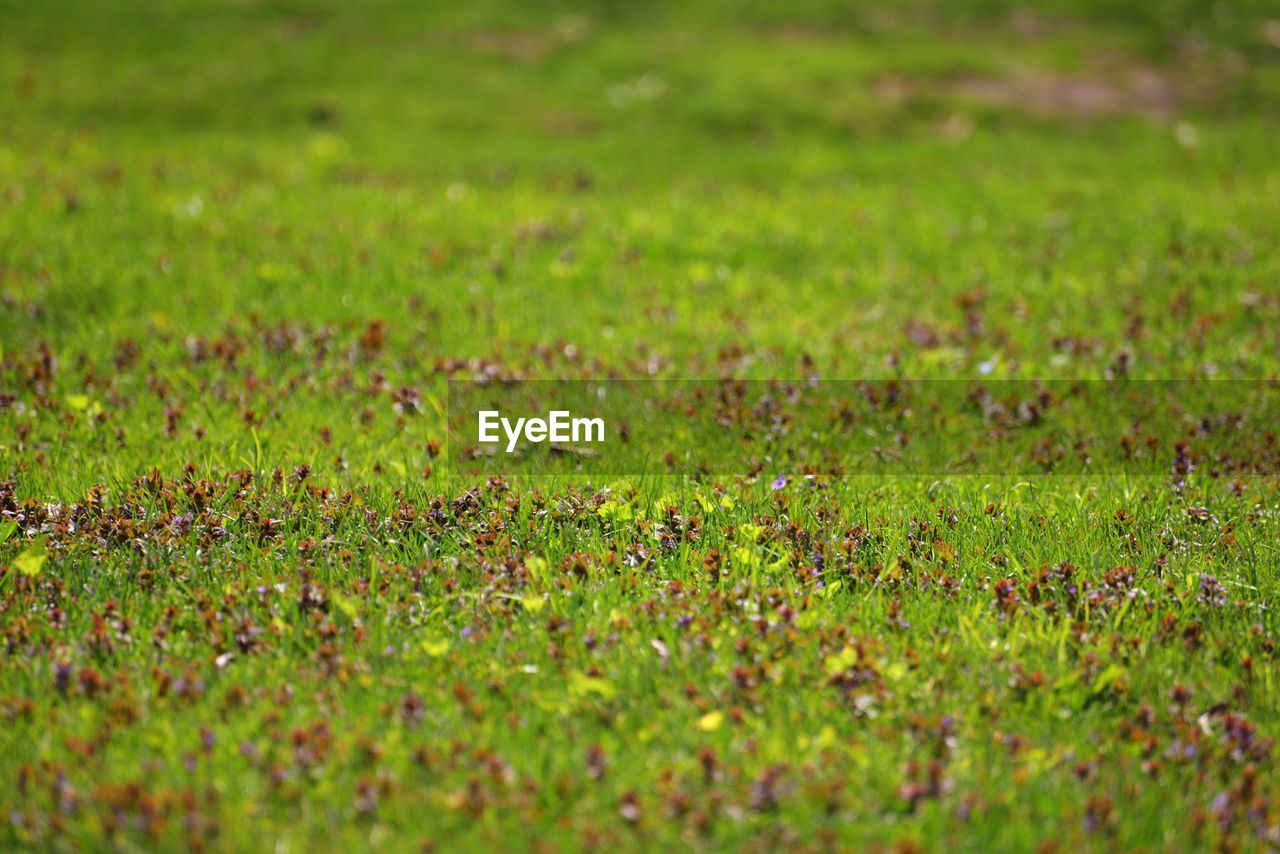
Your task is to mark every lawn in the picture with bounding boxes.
[2,0,1280,849]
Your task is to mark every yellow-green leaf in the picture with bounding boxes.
[331,591,359,618]
[883,661,909,682]
[568,671,616,699]
[14,540,48,577]
[524,556,549,582]
[421,638,450,658]
[697,710,724,732]
[597,500,632,521]
[823,646,861,676]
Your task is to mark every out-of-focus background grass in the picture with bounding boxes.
[4,0,1279,488]
[3,0,1278,364]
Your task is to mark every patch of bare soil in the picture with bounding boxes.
[467,17,591,62]
[469,30,560,62]
[951,68,1181,119]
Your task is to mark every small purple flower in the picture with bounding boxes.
[770,475,787,490]
[53,662,72,694]
[1199,574,1228,608]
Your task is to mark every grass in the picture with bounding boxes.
[1,0,1279,849]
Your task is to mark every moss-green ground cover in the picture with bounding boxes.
[2,0,1280,848]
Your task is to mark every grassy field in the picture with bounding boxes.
[3,0,1280,849]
